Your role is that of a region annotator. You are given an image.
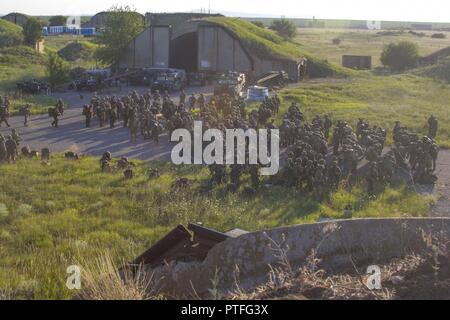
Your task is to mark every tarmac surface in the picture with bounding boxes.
[0,85,214,162]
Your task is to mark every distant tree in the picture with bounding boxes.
[23,17,43,46]
[95,5,145,65]
[380,41,419,71]
[332,38,341,45]
[45,52,70,88]
[432,33,446,39]
[251,21,265,28]
[49,15,68,27]
[269,18,297,39]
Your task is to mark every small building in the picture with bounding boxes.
[35,39,45,53]
[2,12,28,27]
[366,20,381,30]
[411,23,433,31]
[342,55,372,70]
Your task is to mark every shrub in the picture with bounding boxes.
[332,38,341,45]
[251,21,265,29]
[45,52,71,88]
[58,42,95,61]
[380,41,419,71]
[431,33,446,39]
[49,16,68,27]
[23,17,43,46]
[95,5,145,65]
[269,18,297,39]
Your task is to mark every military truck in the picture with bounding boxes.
[213,71,246,96]
[70,69,112,92]
[16,80,50,95]
[151,69,187,93]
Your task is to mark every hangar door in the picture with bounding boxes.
[119,26,171,69]
[197,25,253,73]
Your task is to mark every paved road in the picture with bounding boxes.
[0,85,214,161]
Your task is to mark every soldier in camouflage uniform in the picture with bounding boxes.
[427,115,438,139]
[0,134,7,162]
[82,105,93,128]
[0,104,11,127]
[11,129,22,147]
[5,135,18,163]
[327,156,342,191]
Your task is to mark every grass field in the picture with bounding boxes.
[45,35,101,69]
[295,28,450,67]
[0,155,434,299]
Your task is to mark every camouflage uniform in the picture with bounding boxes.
[5,135,18,163]
[0,134,7,162]
[427,115,438,139]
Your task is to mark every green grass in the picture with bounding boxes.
[415,56,450,83]
[205,17,353,78]
[0,46,59,114]
[45,35,101,69]
[278,74,450,148]
[7,95,60,115]
[0,19,23,48]
[294,28,450,68]
[244,17,450,31]
[0,154,434,299]
[0,46,46,89]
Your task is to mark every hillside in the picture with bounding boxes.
[0,46,46,89]
[58,41,97,62]
[0,19,23,48]
[205,17,353,78]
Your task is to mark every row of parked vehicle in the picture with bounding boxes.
[69,68,249,95]
[18,67,283,103]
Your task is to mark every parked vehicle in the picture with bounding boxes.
[16,80,50,95]
[256,71,289,89]
[151,69,187,93]
[213,71,246,96]
[187,72,207,86]
[70,69,111,92]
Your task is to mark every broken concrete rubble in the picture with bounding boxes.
[134,218,450,299]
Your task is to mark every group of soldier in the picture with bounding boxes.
[0,86,442,199]
[78,90,217,144]
[278,105,440,196]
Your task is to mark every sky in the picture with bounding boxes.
[1,0,450,23]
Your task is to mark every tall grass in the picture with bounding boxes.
[0,154,434,299]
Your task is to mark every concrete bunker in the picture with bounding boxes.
[118,19,304,81]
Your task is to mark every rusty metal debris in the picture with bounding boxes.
[130,223,248,268]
